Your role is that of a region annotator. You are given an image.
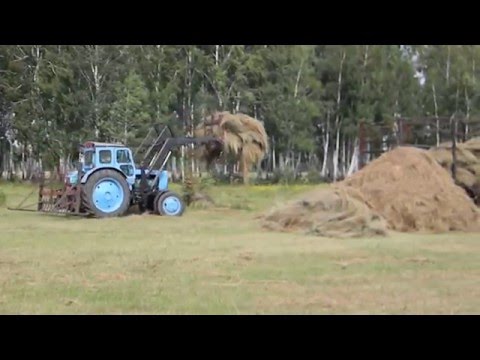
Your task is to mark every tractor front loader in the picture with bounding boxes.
[8,125,223,218]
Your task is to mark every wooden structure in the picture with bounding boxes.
[358,116,480,182]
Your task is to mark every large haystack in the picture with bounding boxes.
[194,111,268,184]
[428,137,480,204]
[342,146,480,232]
[261,146,480,237]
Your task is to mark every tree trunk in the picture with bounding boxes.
[465,87,470,139]
[235,91,241,113]
[22,146,26,180]
[272,137,276,171]
[321,110,330,178]
[333,127,341,182]
[432,83,440,146]
[92,46,101,138]
[294,58,304,99]
[446,45,451,86]
[8,139,14,180]
[347,138,359,176]
[333,50,346,182]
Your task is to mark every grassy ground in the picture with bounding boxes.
[0,182,479,314]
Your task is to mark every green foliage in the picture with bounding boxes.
[2,44,480,178]
[305,170,325,184]
[109,70,150,145]
[198,174,217,189]
[182,178,196,206]
[271,168,296,185]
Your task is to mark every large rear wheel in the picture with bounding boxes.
[82,169,131,218]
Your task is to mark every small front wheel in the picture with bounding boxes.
[155,191,185,216]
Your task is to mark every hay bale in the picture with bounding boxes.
[261,185,388,238]
[342,146,480,233]
[194,111,268,184]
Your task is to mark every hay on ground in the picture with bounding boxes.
[261,185,388,238]
[194,111,268,184]
[261,146,480,238]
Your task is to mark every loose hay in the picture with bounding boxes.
[455,167,477,188]
[429,145,479,167]
[429,137,480,204]
[194,111,268,183]
[261,185,388,238]
[464,137,480,154]
[469,164,480,176]
[261,146,480,237]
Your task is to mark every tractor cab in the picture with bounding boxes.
[67,141,137,187]
[82,142,134,171]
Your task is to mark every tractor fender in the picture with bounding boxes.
[81,167,133,190]
[158,170,169,191]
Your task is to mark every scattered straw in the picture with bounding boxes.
[261,185,388,238]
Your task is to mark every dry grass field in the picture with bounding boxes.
[0,182,479,314]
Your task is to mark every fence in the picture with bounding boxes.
[358,116,480,181]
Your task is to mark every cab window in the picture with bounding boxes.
[116,149,132,164]
[84,151,94,167]
[99,150,112,164]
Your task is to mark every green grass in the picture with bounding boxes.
[0,182,479,314]
[0,190,5,207]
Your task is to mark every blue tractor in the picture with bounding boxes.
[9,125,222,218]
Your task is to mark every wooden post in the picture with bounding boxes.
[399,118,405,145]
[74,161,83,214]
[450,115,458,182]
[38,174,45,211]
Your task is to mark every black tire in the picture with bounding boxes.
[154,191,185,216]
[82,169,131,218]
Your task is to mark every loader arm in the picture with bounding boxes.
[135,135,223,209]
[146,135,222,174]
